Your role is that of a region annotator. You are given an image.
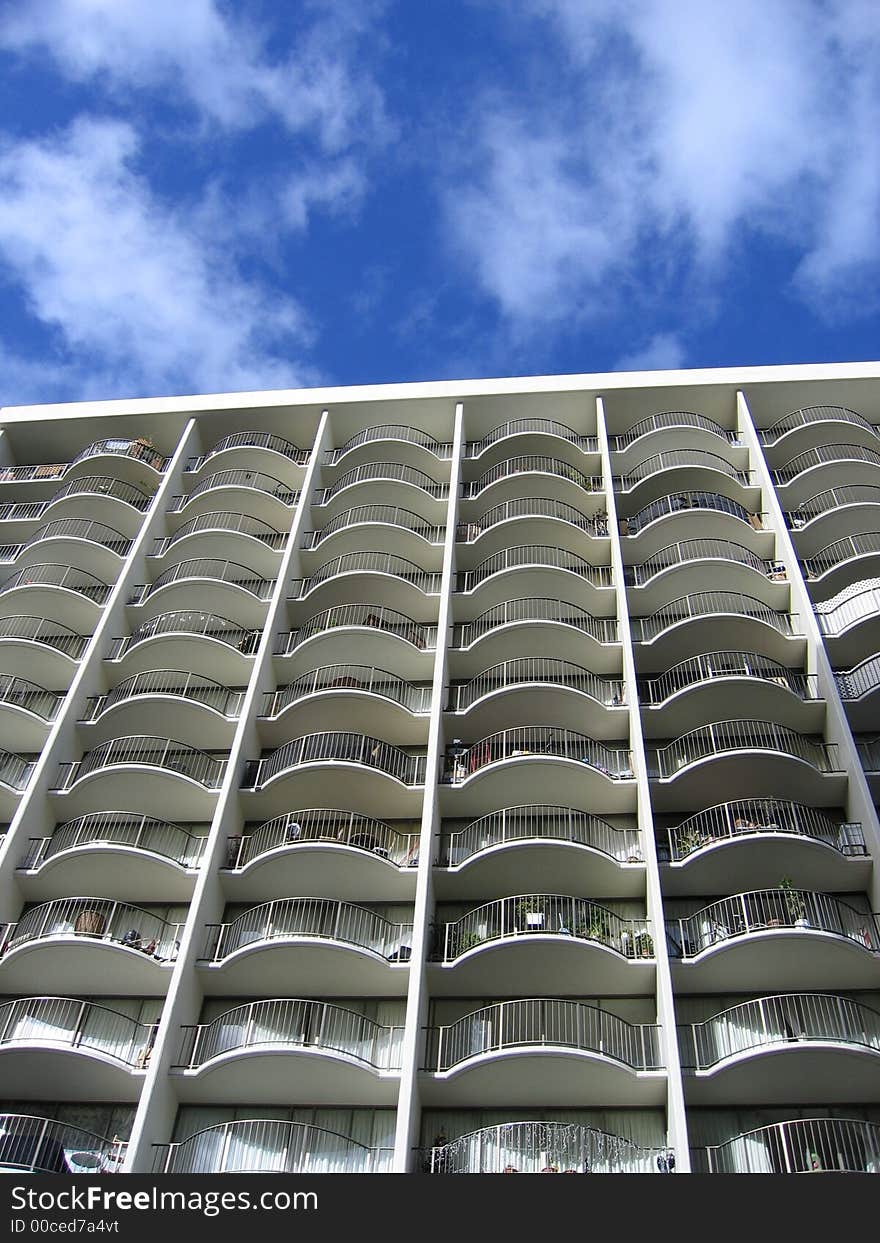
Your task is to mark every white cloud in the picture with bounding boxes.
[614,333,686,373]
[0,117,319,401]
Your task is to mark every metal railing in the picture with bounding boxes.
[452,597,618,648]
[693,1118,880,1174]
[456,497,608,541]
[815,584,880,637]
[70,438,167,471]
[45,475,153,511]
[168,470,299,511]
[228,810,419,869]
[437,805,642,866]
[0,996,157,1067]
[129,557,274,603]
[610,411,735,449]
[663,800,865,862]
[242,733,427,787]
[462,456,601,499]
[641,652,816,705]
[449,658,624,711]
[261,665,431,716]
[53,736,227,790]
[293,551,442,596]
[314,462,448,504]
[786,484,880,527]
[425,1120,662,1174]
[302,504,445,548]
[804,532,880,578]
[617,450,751,490]
[649,720,838,778]
[151,511,286,554]
[686,993,880,1070]
[0,1114,127,1174]
[0,748,35,790]
[433,895,650,960]
[203,898,413,961]
[21,812,207,870]
[2,897,183,960]
[0,615,89,658]
[672,890,880,957]
[773,443,880,485]
[187,431,309,469]
[760,404,879,445]
[82,671,244,721]
[0,674,62,720]
[856,736,880,772]
[456,545,613,591]
[0,563,110,603]
[444,727,632,781]
[108,611,261,657]
[276,604,436,653]
[632,591,797,642]
[1,518,131,559]
[465,418,598,456]
[175,999,403,1070]
[627,538,777,585]
[836,654,880,701]
[154,1121,391,1174]
[327,424,452,461]
[425,999,660,1071]
[621,491,760,534]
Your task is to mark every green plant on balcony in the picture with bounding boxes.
[779,876,808,925]
[677,827,709,857]
[455,928,482,955]
[634,931,654,958]
[516,896,546,930]
[576,908,612,944]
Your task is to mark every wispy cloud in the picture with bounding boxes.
[614,333,686,373]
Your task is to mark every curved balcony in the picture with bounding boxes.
[683,994,880,1103]
[426,1119,662,1174]
[201,898,413,994]
[461,456,601,502]
[465,417,597,459]
[0,897,182,993]
[0,563,111,609]
[276,605,436,676]
[173,999,402,1104]
[0,1114,127,1175]
[327,424,452,464]
[455,546,613,608]
[291,552,442,612]
[836,654,880,728]
[8,477,153,531]
[243,733,426,790]
[0,748,35,808]
[70,437,167,474]
[188,431,309,472]
[631,591,800,664]
[621,491,763,539]
[448,659,624,736]
[760,404,879,449]
[302,505,445,554]
[786,484,880,535]
[155,1120,390,1174]
[447,727,632,780]
[0,673,62,722]
[804,532,880,585]
[107,612,261,678]
[626,538,781,589]
[167,470,298,519]
[693,1118,880,1174]
[815,582,880,664]
[0,519,131,567]
[451,598,618,669]
[0,997,156,1097]
[259,664,430,740]
[151,511,286,563]
[773,444,880,495]
[611,411,735,452]
[0,616,89,683]
[80,671,243,746]
[129,558,274,609]
[457,498,609,549]
[314,462,448,509]
[616,449,751,495]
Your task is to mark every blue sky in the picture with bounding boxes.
[0,0,879,405]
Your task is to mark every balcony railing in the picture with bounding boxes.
[0,996,157,1067]
[108,611,261,657]
[773,443,880,485]
[426,1120,662,1174]
[648,720,838,779]
[129,558,274,603]
[663,800,865,862]
[437,805,642,866]
[276,604,436,653]
[0,443,160,484]
[452,597,618,648]
[327,424,452,461]
[175,999,403,1070]
[465,418,597,456]
[856,736,880,772]
[0,518,131,561]
[292,551,442,596]
[187,432,310,469]
[154,1121,391,1174]
[82,671,244,721]
[804,532,880,579]
[22,812,207,870]
[760,404,879,446]
[640,652,816,706]
[610,411,735,449]
[686,993,880,1069]
[0,674,62,721]
[693,1118,880,1174]
[2,897,183,960]
[456,497,608,541]
[203,898,413,961]
[0,477,152,522]
[456,545,613,592]
[0,748,35,791]
[786,484,880,527]
[627,539,779,586]
[462,456,601,499]
[0,563,110,603]
[227,810,419,869]
[0,1114,127,1175]
[432,896,650,960]
[242,733,427,788]
[621,491,761,535]
[631,591,797,643]
[815,584,880,637]
[672,890,880,957]
[425,999,661,1071]
[168,470,299,511]
[261,665,431,716]
[444,727,632,781]
[0,615,89,658]
[151,511,286,554]
[616,450,750,491]
[836,654,880,701]
[53,737,227,790]
[314,462,448,504]
[302,505,445,548]
[449,659,624,712]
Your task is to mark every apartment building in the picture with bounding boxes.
[0,362,878,1176]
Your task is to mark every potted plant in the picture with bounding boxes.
[635,931,654,958]
[516,896,546,930]
[455,929,481,955]
[779,877,808,926]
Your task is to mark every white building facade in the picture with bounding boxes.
[0,361,878,1175]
